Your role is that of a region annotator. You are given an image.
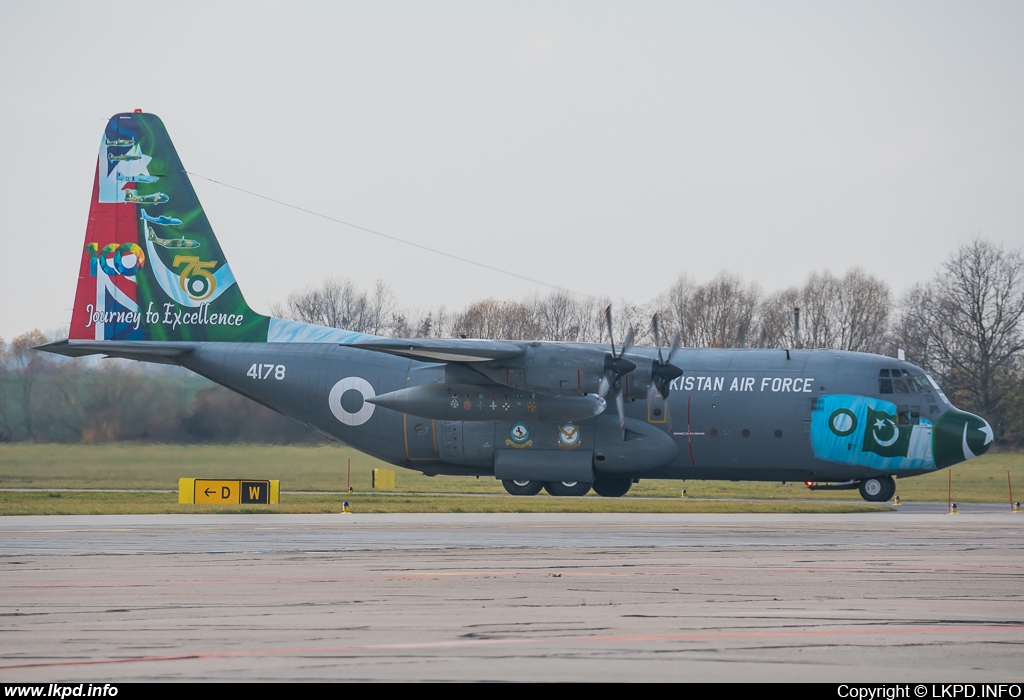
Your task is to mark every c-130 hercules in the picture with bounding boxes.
[42,111,994,501]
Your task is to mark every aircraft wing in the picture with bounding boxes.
[352,338,526,363]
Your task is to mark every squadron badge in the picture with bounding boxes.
[557,423,580,449]
[506,423,532,448]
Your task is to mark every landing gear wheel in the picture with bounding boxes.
[544,481,593,497]
[501,479,543,496]
[592,477,633,498]
[858,475,896,502]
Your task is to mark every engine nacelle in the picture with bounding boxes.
[466,344,681,404]
[473,343,608,396]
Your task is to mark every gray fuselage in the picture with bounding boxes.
[177,341,953,485]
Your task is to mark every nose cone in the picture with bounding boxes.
[932,408,994,469]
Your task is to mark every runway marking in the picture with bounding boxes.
[3,624,1023,671]
[10,563,1024,589]
[12,577,349,588]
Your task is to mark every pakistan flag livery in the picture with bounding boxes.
[43,111,995,502]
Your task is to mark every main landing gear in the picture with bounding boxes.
[500,478,634,498]
[500,479,544,496]
[858,475,896,502]
[591,477,633,498]
[543,481,592,497]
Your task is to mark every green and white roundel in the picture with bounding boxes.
[827,408,857,437]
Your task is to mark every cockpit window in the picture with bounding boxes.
[907,375,931,392]
[880,368,934,395]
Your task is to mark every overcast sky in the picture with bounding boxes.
[2,1,1022,341]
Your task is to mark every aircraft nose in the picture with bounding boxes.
[932,408,994,469]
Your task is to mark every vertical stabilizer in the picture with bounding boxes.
[70,112,269,342]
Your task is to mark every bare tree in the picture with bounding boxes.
[276,278,356,328]
[757,287,800,348]
[799,269,891,352]
[661,274,696,345]
[889,283,933,362]
[277,277,398,334]
[670,273,761,348]
[366,280,398,336]
[897,239,1024,439]
[535,291,593,342]
[602,299,653,347]
[450,299,540,340]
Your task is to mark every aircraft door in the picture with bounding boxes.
[437,421,496,467]
[403,415,438,461]
[646,391,668,424]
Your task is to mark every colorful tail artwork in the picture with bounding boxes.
[70,111,363,345]
[72,111,268,342]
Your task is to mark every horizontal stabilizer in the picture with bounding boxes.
[38,339,196,363]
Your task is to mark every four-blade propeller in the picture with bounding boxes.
[649,313,684,401]
[598,305,636,428]
[598,307,685,428]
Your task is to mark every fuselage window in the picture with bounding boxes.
[879,378,893,394]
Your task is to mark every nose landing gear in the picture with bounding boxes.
[858,475,896,502]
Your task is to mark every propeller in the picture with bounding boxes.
[598,305,636,428]
[648,313,684,403]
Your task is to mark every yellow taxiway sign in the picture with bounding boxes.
[178,478,279,504]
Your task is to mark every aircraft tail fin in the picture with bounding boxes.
[70,111,270,342]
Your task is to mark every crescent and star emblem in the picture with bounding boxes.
[872,417,900,447]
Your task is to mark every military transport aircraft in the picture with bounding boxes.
[42,112,995,501]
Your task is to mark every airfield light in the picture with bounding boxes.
[804,481,814,487]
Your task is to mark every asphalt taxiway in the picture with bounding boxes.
[1,512,1022,682]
